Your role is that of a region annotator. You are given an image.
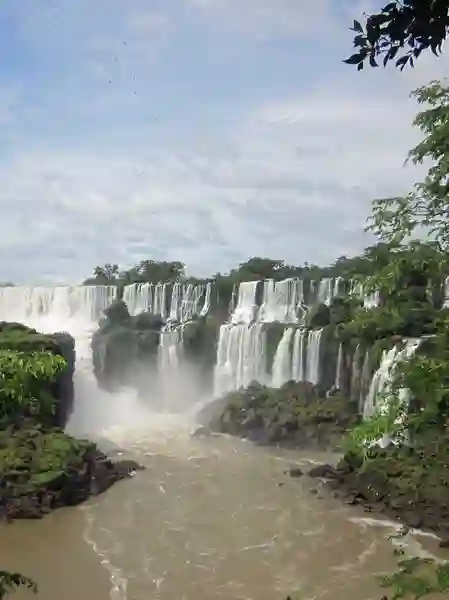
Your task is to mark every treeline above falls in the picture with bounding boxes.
[0,253,447,421]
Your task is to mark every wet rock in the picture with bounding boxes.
[307,464,338,479]
[317,441,449,538]
[288,467,304,478]
[439,537,449,548]
[0,427,144,521]
[199,381,358,452]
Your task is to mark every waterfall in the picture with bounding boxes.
[335,343,343,390]
[259,279,299,323]
[271,328,295,387]
[359,350,372,412]
[362,339,422,446]
[0,285,117,354]
[317,278,333,306]
[291,328,306,382]
[213,322,267,397]
[123,283,151,316]
[305,329,323,385]
[231,281,259,324]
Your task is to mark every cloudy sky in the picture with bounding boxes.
[0,0,447,284]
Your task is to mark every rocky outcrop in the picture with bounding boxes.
[91,300,220,394]
[306,439,449,543]
[91,301,163,391]
[197,381,359,450]
[0,425,143,521]
[0,322,75,428]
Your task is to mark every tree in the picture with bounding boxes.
[94,264,119,282]
[368,81,449,250]
[344,1,449,71]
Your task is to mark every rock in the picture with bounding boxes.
[0,426,144,521]
[318,441,449,538]
[288,467,304,478]
[199,381,358,452]
[307,464,338,479]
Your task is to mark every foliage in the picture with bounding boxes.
[344,1,449,71]
[84,260,185,286]
[0,571,37,599]
[369,81,449,251]
[0,350,66,428]
[0,425,91,495]
[379,550,449,599]
[200,381,358,449]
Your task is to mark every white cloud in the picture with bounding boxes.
[1,0,449,283]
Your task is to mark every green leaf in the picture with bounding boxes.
[343,52,363,65]
[352,19,363,33]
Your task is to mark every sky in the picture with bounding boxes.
[0,0,448,284]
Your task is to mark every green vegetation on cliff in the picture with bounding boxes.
[198,381,358,450]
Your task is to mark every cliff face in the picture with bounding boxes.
[0,322,75,428]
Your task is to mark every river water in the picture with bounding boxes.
[0,412,446,600]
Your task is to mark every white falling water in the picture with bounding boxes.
[271,328,295,387]
[363,338,422,446]
[213,322,267,397]
[0,285,135,436]
[122,283,151,316]
[335,343,343,390]
[0,285,117,355]
[259,279,299,323]
[231,281,259,324]
[359,350,371,412]
[363,290,380,309]
[168,282,211,322]
[317,278,333,306]
[305,329,323,385]
[291,328,306,382]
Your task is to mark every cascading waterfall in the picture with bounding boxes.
[231,281,259,324]
[291,328,306,382]
[359,350,372,412]
[362,339,422,446]
[214,322,267,397]
[317,278,333,306]
[259,279,300,323]
[305,329,323,385]
[0,285,123,435]
[335,343,343,390]
[271,327,295,387]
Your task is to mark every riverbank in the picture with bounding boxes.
[303,439,449,545]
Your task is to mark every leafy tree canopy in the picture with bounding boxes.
[369,80,449,250]
[345,0,449,71]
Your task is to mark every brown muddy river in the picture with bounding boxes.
[0,418,446,600]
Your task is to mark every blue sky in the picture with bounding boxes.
[0,0,447,284]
